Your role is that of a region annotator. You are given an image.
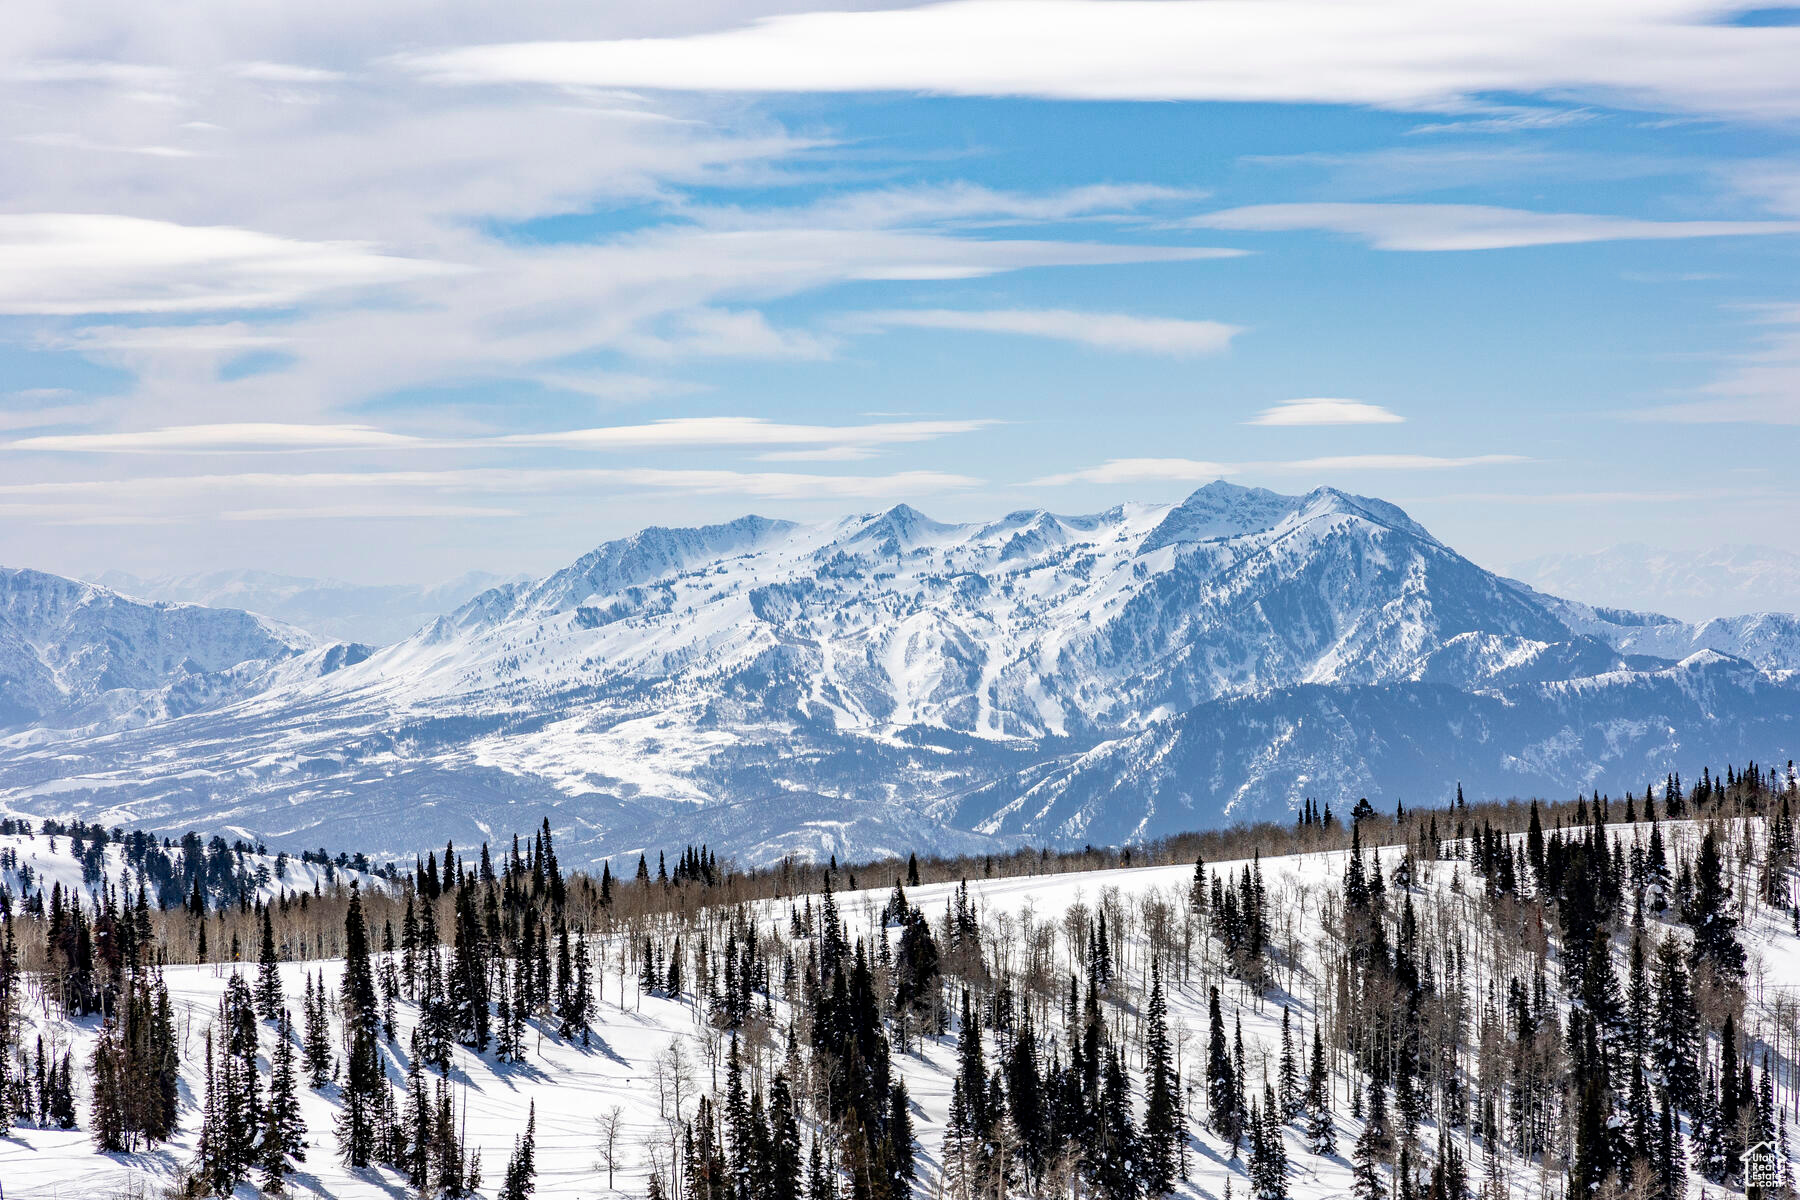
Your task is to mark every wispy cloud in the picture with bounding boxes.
[851,309,1241,356]
[1033,453,1527,486]
[1189,203,1800,251]
[17,131,204,158]
[398,0,1800,122]
[1633,303,1800,424]
[0,214,455,315]
[4,416,997,456]
[499,416,996,452]
[0,465,986,510]
[6,423,429,454]
[229,62,349,85]
[1248,398,1403,426]
[685,183,1207,230]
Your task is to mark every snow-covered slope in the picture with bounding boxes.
[2,484,1798,865]
[0,825,389,911]
[0,567,331,730]
[4,821,1794,1200]
[94,567,524,646]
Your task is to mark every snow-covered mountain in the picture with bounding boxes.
[0,566,341,730]
[2,483,1797,866]
[93,567,523,645]
[1506,542,1800,622]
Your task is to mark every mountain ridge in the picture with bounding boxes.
[2,482,1796,867]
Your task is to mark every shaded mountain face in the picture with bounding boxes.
[2,483,1797,867]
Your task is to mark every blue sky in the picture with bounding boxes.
[2,0,1799,584]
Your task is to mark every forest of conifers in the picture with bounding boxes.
[3,762,1799,1200]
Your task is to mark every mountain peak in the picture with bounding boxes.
[1140,480,1303,551]
[1292,485,1438,543]
[849,502,952,549]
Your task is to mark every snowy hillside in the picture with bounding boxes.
[2,484,1798,866]
[3,803,1795,1200]
[0,819,392,913]
[0,567,330,731]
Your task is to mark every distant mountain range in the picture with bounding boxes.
[92,568,523,646]
[3,483,1797,867]
[1506,543,1800,623]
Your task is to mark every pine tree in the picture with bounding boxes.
[1250,1086,1289,1200]
[1653,1096,1684,1200]
[501,1101,537,1200]
[1088,1048,1141,1200]
[1007,1009,1047,1190]
[303,972,333,1087]
[48,1053,76,1130]
[769,1072,803,1200]
[261,1008,307,1192]
[1279,1006,1303,1123]
[1305,1026,1336,1155]
[1142,961,1183,1195]
[1207,986,1242,1149]
[336,885,384,1167]
[1688,830,1746,985]
[1353,1090,1388,1200]
[1652,933,1701,1113]
[450,883,491,1049]
[255,907,283,1020]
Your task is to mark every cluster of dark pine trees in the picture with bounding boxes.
[3,762,1799,1200]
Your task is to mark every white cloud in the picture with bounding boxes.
[6,423,429,454]
[1033,452,1526,486]
[0,465,986,509]
[498,416,996,451]
[17,131,203,158]
[0,214,455,314]
[4,416,996,455]
[688,183,1206,231]
[1190,203,1800,251]
[398,1,1800,122]
[54,323,291,352]
[230,62,349,84]
[1249,398,1404,426]
[853,308,1241,356]
[220,504,518,521]
[622,308,835,361]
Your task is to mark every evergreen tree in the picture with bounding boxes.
[1250,1086,1289,1200]
[336,885,384,1167]
[769,1072,804,1200]
[1305,1026,1336,1156]
[1207,986,1243,1149]
[1142,962,1183,1195]
[1652,933,1701,1113]
[1279,1006,1303,1123]
[256,908,283,1020]
[261,1008,307,1192]
[1353,1087,1388,1200]
[450,884,491,1049]
[303,972,333,1087]
[1006,1010,1047,1190]
[1087,1048,1141,1200]
[1688,830,1746,986]
[501,1101,537,1200]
